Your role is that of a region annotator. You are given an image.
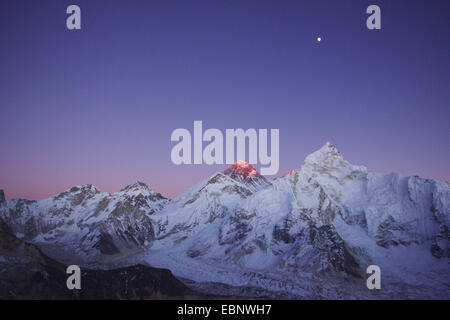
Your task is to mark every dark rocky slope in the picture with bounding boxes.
[0,218,195,299]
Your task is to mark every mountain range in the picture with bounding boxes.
[1,142,448,299]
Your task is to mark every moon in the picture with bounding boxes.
[317,37,322,42]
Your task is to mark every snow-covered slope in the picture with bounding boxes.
[138,142,449,298]
[0,182,168,262]
[0,143,448,298]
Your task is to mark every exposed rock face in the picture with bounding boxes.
[375,216,419,248]
[0,190,5,204]
[0,218,195,299]
[431,224,449,258]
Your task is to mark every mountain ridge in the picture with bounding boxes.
[0,142,448,299]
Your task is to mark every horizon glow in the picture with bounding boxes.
[0,1,449,200]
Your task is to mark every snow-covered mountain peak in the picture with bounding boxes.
[304,142,344,166]
[223,161,261,179]
[222,161,271,192]
[302,142,367,179]
[54,184,101,199]
[121,181,149,190]
[119,181,154,194]
[116,181,168,204]
[74,184,100,193]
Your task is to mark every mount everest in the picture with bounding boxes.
[0,142,448,299]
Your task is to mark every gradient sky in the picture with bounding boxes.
[1,0,449,200]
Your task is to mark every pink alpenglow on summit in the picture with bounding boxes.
[222,161,261,179]
[283,169,298,177]
[222,160,270,191]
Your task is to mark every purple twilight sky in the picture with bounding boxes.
[0,0,449,200]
